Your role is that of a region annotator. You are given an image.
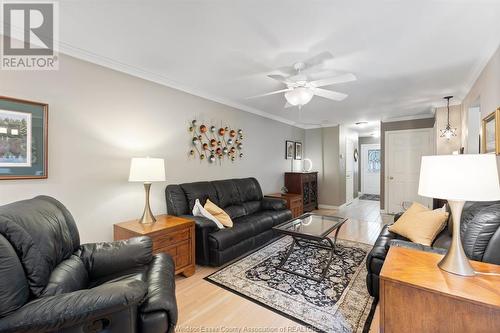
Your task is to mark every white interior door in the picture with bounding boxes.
[346,138,354,204]
[385,128,434,213]
[361,144,381,195]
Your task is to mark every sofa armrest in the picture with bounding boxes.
[78,236,152,280]
[183,215,220,230]
[181,215,218,265]
[0,280,147,333]
[261,197,287,211]
[389,239,447,255]
[140,253,178,329]
[393,212,404,222]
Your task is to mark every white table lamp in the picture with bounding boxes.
[129,157,166,224]
[418,154,500,276]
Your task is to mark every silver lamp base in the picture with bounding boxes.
[139,183,156,224]
[438,200,475,276]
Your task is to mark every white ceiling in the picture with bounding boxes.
[57,0,500,128]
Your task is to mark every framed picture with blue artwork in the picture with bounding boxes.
[0,96,48,180]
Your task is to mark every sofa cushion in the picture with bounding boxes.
[234,178,263,202]
[388,202,449,246]
[205,199,233,228]
[209,222,256,251]
[41,255,88,296]
[234,212,274,235]
[263,209,293,226]
[192,199,224,229]
[243,201,261,215]
[213,180,242,208]
[224,205,247,219]
[180,181,219,212]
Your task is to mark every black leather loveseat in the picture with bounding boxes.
[0,196,177,333]
[166,177,292,266]
[366,201,500,299]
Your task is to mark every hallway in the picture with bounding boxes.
[316,198,393,245]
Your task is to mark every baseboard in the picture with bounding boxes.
[318,201,351,210]
[318,204,340,210]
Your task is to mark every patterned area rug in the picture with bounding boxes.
[359,194,380,201]
[205,237,376,333]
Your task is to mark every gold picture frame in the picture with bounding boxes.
[481,107,500,154]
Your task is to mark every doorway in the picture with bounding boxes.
[361,144,381,196]
[385,128,434,213]
[467,105,481,154]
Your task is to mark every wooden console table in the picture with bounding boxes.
[265,193,303,218]
[380,246,500,332]
[114,214,195,277]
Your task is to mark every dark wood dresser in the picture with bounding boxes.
[114,214,195,277]
[265,193,303,218]
[284,172,318,212]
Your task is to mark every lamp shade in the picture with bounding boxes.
[418,154,500,201]
[129,157,166,182]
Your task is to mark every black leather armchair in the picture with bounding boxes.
[166,177,292,266]
[366,201,500,299]
[0,196,177,333]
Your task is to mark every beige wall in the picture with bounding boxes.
[461,45,500,150]
[0,54,304,243]
[434,104,462,155]
[304,125,358,207]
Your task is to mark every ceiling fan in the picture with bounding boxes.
[247,52,357,108]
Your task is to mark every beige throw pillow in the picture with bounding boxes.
[204,199,233,228]
[388,202,449,246]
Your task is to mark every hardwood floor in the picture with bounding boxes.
[175,198,392,332]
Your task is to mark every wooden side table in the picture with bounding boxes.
[114,214,195,277]
[380,246,500,332]
[265,193,303,218]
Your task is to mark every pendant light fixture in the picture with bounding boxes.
[440,96,457,139]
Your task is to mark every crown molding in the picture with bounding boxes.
[382,113,435,123]
[57,42,309,129]
[460,41,500,100]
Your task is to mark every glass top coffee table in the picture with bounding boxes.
[272,213,348,282]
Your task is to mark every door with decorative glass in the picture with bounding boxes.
[361,144,381,195]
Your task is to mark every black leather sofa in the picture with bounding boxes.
[0,196,177,333]
[166,177,292,266]
[366,201,500,299]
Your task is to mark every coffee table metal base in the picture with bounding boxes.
[276,227,342,282]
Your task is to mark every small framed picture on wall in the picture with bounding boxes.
[481,107,500,154]
[285,140,294,159]
[0,96,48,180]
[294,141,302,160]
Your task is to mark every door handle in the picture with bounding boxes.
[389,176,394,180]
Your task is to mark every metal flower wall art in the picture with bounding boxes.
[188,120,244,164]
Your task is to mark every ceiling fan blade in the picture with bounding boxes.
[284,102,294,108]
[303,51,334,69]
[313,88,348,101]
[310,73,357,87]
[246,88,291,99]
[267,74,291,83]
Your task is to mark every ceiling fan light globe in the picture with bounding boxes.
[285,87,314,106]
